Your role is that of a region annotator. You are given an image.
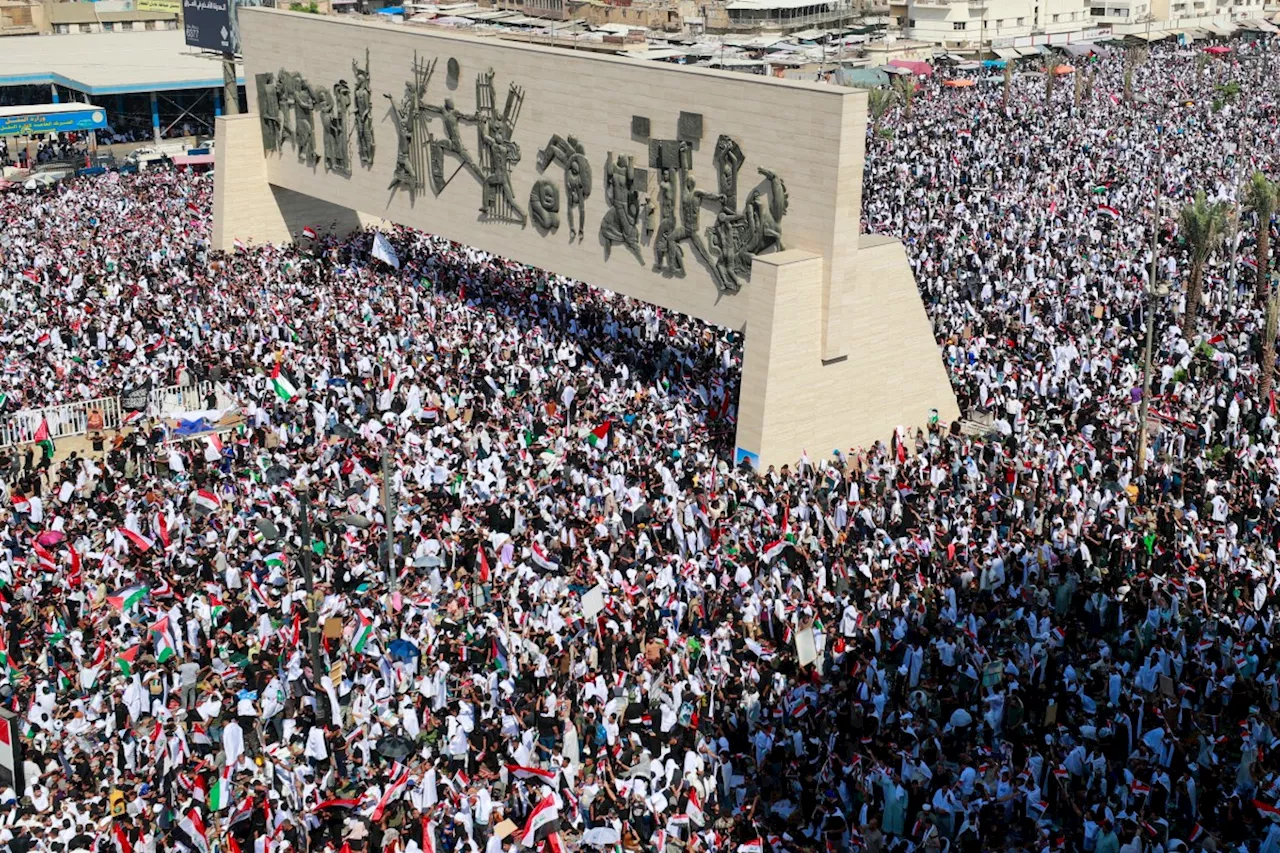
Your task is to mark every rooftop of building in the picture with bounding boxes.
[0,30,243,95]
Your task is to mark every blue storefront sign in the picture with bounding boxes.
[0,108,107,138]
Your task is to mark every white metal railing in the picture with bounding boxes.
[0,381,225,450]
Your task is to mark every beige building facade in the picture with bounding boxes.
[215,8,958,468]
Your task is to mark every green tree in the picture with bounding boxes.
[1123,46,1148,103]
[1245,171,1278,303]
[867,87,894,134]
[1178,190,1229,336]
[892,74,915,119]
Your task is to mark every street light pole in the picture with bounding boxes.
[382,447,397,594]
[1136,129,1164,477]
[297,485,325,714]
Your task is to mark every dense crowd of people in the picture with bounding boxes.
[0,32,1278,853]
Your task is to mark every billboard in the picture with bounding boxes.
[0,108,107,138]
[137,0,181,11]
[183,0,264,54]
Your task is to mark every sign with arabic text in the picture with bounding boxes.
[0,109,106,138]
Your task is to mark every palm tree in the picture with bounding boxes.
[1245,171,1278,303]
[1002,62,1012,109]
[867,87,894,135]
[892,74,915,119]
[1043,58,1062,105]
[1178,190,1229,337]
[1073,66,1082,107]
[1123,46,1148,103]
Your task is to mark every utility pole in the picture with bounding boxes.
[1136,128,1164,477]
[382,447,396,593]
[297,486,325,715]
[222,53,240,116]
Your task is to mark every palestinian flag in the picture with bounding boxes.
[248,577,273,609]
[107,584,149,611]
[118,527,154,553]
[32,418,53,460]
[116,645,140,676]
[177,808,209,853]
[351,611,373,654]
[192,489,221,514]
[586,420,612,448]
[519,794,560,847]
[264,552,286,570]
[57,665,72,692]
[270,363,298,402]
[209,596,226,624]
[151,616,178,663]
[209,764,234,811]
[1094,204,1121,220]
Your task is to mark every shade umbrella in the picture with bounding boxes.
[254,518,281,542]
[334,513,372,529]
[1054,64,1075,75]
[388,639,420,662]
[582,827,621,847]
[35,530,65,547]
[944,79,976,88]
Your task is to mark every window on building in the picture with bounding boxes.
[54,23,69,33]
[953,20,967,29]
[1052,13,1059,20]
[1017,16,1025,24]
[908,17,916,26]
[995,18,1003,26]
[121,21,135,30]
[79,23,92,32]
[1091,6,1104,13]
[166,19,177,28]
[102,21,114,30]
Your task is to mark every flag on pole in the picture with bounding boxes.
[370,762,411,821]
[1095,204,1121,220]
[107,584,149,611]
[760,540,789,564]
[586,421,612,448]
[270,363,298,402]
[10,494,29,514]
[477,547,491,583]
[32,418,53,460]
[209,764,234,811]
[118,527,154,553]
[264,552,286,570]
[371,231,401,269]
[115,644,140,676]
[32,541,57,573]
[67,545,81,586]
[177,808,209,853]
[530,544,560,572]
[352,611,373,654]
[302,226,318,240]
[192,489,221,514]
[151,615,178,663]
[519,794,560,847]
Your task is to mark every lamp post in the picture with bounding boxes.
[1136,124,1166,478]
[295,478,326,717]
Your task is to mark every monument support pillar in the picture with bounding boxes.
[212,113,364,251]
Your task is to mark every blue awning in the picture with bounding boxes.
[375,6,404,13]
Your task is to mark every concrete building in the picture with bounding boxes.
[0,30,244,140]
[0,1,45,36]
[905,0,1092,50]
[216,8,959,467]
[47,1,179,34]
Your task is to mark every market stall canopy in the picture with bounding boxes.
[944,78,976,87]
[1053,64,1075,75]
[1204,45,1231,55]
[888,58,933,76]
[992,48,1019,60]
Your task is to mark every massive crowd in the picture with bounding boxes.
[0,32,1277,853]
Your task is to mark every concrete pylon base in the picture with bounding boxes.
[212,114,364,251]
[734,247,959,470]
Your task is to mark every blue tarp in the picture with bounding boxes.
[982,59,1007,68]
[375,6,404,13]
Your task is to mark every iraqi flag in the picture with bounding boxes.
[760,539,789,564]
[530,543,560,573]
[302,226,318,240]
[737,841,764,853]
[118,527,154,553]
[370,762,411,821]
[1255,799,1280,820]
[686,787,705,825]
[192,489,221,514]
[270,362,298,402]
[32,541,57,573]
[10,494,29,514]
[177,808,209,853]
[1094,205,1121,220]
[505,764,557,784]
[114,824,133,853]
[519,794,560,847]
